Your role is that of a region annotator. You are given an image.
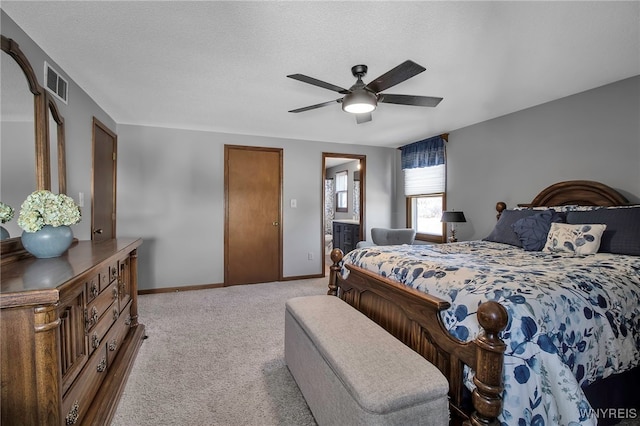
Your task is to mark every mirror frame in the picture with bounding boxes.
[1,35,60,263]
[1,35,49,188]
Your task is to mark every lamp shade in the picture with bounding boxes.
[342,89,377,114]
[441,211,466,223]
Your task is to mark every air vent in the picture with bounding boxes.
[44,62,68,104]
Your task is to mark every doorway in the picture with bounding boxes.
[224,145,283,285]
[322,153,366,274]
[91,117,117,242]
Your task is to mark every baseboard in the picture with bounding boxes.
[138,274,326,295]
[138,282,224,294]
[280,273,325,281]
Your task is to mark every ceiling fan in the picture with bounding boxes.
[287,60,443,124]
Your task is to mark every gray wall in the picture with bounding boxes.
[116,125,396,290]
[1,11,117,241]
[395,75,640,241]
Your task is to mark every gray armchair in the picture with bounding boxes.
[356,228,416,248]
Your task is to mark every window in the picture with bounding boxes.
[335,170,348,212]
[407,193,445,242]
[401,135,447,243]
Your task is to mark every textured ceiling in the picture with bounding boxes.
[2,1,639,148]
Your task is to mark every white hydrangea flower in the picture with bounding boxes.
[0,202,14,224]
[18,190,81,233]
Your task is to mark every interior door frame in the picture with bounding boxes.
[91,117,117,240]
[322,152,366,275]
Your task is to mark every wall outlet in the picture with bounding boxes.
[308,252,313,260]
[291,199,297,208]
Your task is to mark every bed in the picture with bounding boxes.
[327,180,640,426]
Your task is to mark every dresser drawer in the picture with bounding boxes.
[86,280,118,331]
[85,274,100,303]
[88,304,119,356]
[61,343,109,426]
[105,300,132,367]
[100,260,118,292]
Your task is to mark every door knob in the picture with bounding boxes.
[93,228,103,234]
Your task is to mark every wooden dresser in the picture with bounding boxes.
[1,238,145,425]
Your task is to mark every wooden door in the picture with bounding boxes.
[225,145,282,285]
[91,118,117,242]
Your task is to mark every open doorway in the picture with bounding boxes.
[322,153,366,275]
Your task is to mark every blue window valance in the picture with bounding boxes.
[400,135,446,170]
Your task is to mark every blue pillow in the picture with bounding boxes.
[566,206,640,255]
[483,209,538,247]
[512,209,566,251]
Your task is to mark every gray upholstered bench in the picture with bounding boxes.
[285,295,449,426]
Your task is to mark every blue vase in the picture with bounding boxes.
[21,225,73,259]
[0,226,9,240]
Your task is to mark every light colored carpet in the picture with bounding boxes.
[111,278,326,426]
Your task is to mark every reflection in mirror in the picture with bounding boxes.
[49,109,59,194]
[1,48,36,239]
[48,96,66,194]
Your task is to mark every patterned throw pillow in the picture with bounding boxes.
[511,210,566,251]
[544,223,607,255]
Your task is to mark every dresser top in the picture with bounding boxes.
[1,238,142,308]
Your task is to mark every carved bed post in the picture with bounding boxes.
[467,301,509,426]
[495,202,506,221]
[327,248,344,296]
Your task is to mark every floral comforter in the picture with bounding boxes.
[341,241,640,426]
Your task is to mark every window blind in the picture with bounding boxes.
[403,164,445,196]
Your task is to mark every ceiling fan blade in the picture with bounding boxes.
[355,112,372,124]
[379,94,443,107]
[365,60,426,94]
[288,99,342,113]
[287,74,350,94]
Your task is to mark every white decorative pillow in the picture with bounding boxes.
[544,223,607,255]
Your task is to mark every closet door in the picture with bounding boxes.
[224,145,282,285]
[92,118,117,241]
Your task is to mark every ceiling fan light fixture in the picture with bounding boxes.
[342,90,377,114]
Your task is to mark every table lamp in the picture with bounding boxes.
[441,211,466,243]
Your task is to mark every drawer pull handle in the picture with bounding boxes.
[92,333,100,349]
[90,281,99,298]
[113,308,119,321]
[97,358,107,373]
[109,339,118,352]
[112,286,119,300]
[65,401,79,425]
[125,315,132,326]
[85,307,98,329]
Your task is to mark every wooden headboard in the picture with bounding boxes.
[496,180,629,218]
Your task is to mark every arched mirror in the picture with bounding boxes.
[1,35,65,260]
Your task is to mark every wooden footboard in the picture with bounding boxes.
[328,248,508,426]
